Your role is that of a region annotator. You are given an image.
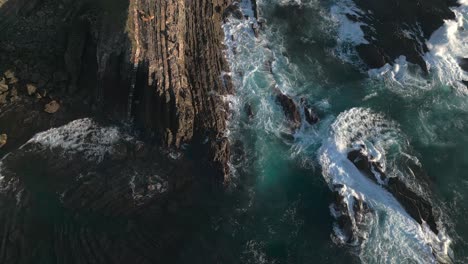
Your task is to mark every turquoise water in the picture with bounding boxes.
[220,0,468,263]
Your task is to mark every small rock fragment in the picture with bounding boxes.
[26,84,37,95]
[4,70,15,79]
[0,134,7,148]
[44,100,60,113]
[0,82,8,93]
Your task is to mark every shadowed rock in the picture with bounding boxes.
[356,44,388,69]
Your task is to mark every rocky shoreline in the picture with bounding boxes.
[0,0,234,183]
[0,0,237,262]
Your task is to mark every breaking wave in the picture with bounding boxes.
[27,118,130,162]
[319,107,453,264]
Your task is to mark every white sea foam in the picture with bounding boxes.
[27,118,128,162]
[367,1,468,94]
[424,2,468,93]
[367,56,436,96]
[222,0,300,141]
[319,107,453,264]
[330,0,368,45]
[330,0,370,64]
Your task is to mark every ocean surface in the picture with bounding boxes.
[1,0,467,263]
[220,0,468,263]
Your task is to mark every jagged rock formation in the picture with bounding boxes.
[0,0,233,183]
[128,0,233,183]
[0,0,235,263]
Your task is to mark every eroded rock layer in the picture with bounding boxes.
[0,0,233,183]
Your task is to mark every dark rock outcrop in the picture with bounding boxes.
[0,0,233,184]
[273,87,301,131]
[347,147,439,234]
[0,1,235,262]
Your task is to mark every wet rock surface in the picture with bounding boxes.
[273,87,302,131]
[0,0,233,184]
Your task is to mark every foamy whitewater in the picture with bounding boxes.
[319,108,453,263]
[27,118,130,162]
[368,1,468,95]
[222,0,467,263]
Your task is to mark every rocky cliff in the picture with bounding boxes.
[0,0,233,184]
[0,0,236,263]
